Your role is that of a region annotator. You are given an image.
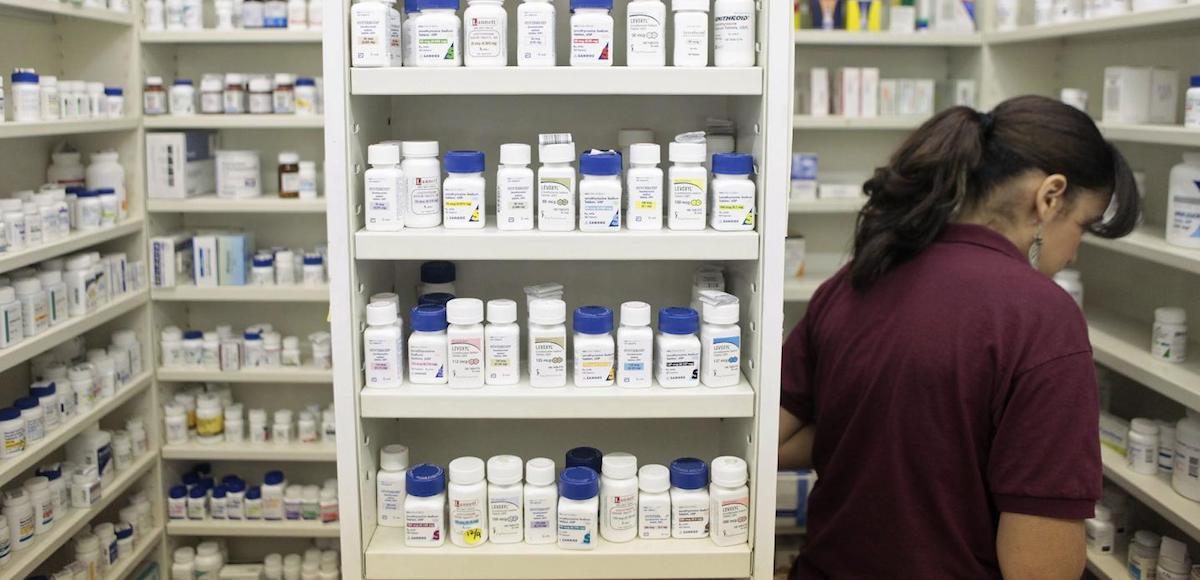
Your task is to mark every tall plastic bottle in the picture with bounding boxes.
[496,143,535,230]
[1166,152,1200,248]
[517,0,555,66]
[402,141,442,228]
[365,143,405,231]
[537,143,577,231]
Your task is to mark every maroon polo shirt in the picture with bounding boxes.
[782,223,1101,579]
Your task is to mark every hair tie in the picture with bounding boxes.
[979,111,995,136]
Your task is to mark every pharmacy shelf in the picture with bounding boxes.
[360,374,755,419]
[168,518,340,537]
[1082,226,1200,276]
[985,4,1200,44]
[365,527,752,579]
[1087,309,1200,411]
[143,115,324,129]
[103,527,164,580]
[0,218,143,276]
[1098,123,1200,147]
[152,284,329,302]
[156,366,333,383]
[792,116,926,130]
[788,198,865,214]
[793,30,981,46]
[6,452,156,580]
[0,0,133,24]
[1100,446,1200,540]
[1086,547,1126,580]
[140,29,323,43]
[0,372,151,489]
[147,195,327,213]
[783,275,832,303]
[0,290,148,375]
[350,67,764,96]
[355,227,760,261]
[0,116,140,139]
[162,440,336,461]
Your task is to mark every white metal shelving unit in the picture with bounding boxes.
[325,1,792,577]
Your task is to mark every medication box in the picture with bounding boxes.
[860,68,880,118]
[777,470,817,528]
[150,232,194,289]
[218,231,256,286]
[1150,67,1179,124]
[790,153,819,202]
[1100,411,1129,455]
[785,237,807,278]
[809,68,830,117]
[146,131,216,199]
[832,67,862,117]
[192,234,220,288]
[1102,66,1152,124]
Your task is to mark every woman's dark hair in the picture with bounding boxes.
[850,94,1140,290]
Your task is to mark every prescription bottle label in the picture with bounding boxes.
[451,497,486,545]
[711,190,755,231]
[466,17,503,58]
[409,343,446,383]
[2,424,25,456]
[1151,323,1187,363]
[417,25,458,63]
[707,336,741,379]
[580,188,621,231]
[449,337,483,382]
[628,13,663,57]
[716,497,749,538]
[196,414,224,438]
[443,185,483,227]
[489,494,522,537]
[640,502,670,539]
[406,509,444,545]
[486,332,519,383]
[671,179,707,223]
[575,346,614,385]
[607,493,637,532]
[532,336,566,380]
[571,22,612,64]
[557,511,595,547]
[672,503,708,537]
[538,178,575,224]
[658,347,699,385]
[519,11,554,64]
[409,175,441,217]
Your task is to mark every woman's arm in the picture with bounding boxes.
[779,408,815,470]
[997,513,1086,580]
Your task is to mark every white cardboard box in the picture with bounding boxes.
[192,234,220,288]
[1102,66,1152,124]
[810,68,830,117]
[790,153,819,202]
[879,80,898,117]
[1149,67,1179,125]
[838,67,862,118]
[150,232,194,289]
[145,131,215,199]
[860,68,880,118]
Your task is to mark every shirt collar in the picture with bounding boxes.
[937,223,1027,263]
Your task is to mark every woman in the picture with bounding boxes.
[778,95,1140,579]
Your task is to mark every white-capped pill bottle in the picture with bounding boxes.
[709,455,749,545]
[638,464,671,539]
[528,298,567,387]
[618,301,653,388]
[365,143,405,231]
[569,0,613,67]
[13,278,48,338]
[0,286,24,348]
[1127,418,1160,475]
[673,0,709,67]
[626,143,663,230]
[668,142,708,230]
[713,0,755,67]
[402,141,442,228]
[447,298,484,388]
[485,298,520,385]
[405,464,446,547]
[669,457,709,538]
[364,300,403,388]
[1152,307,1187,363]
[415,0,462,66]
[464,0,507,66]
[448,456,488,547]
[573,305,615,387]
[557,466,599,550]
[627,0,666,67]
[442,150,486,229]
[409,304,449,384]
[37,271,67,327]
[0,407,25,459]
[524,457,557,544]
[351,0,391,66]
[518,0,555,65]
[1173,411,1200,501]
[656,307,701,387]
[496,143,535,230]
[600,452,637,543]
[710,153,756,231]
[378,444,410,527]
[699,290,742,387]
[487,454,524,543]
[579,150,622,232]
[537,143,577,231]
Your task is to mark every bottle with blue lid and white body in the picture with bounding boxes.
[710,153,755,231]
[557,466,599,550]
[405,464,446,547]
[569,0,614,67]
[574,305,615,387]
[578,150,622,232]
[656,307,701,387]
[669,457,709,538]
[408,304,449,384]
[414,0,462,66]
[442,150,486,229]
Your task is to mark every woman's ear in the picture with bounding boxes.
[1034,174,1069,223]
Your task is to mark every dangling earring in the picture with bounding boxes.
[1028,223,1044,269]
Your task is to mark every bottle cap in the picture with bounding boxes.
[296,77,316,87]
[405,0,419,10]
[445,150,485,174]
[246,487,261,500]
[710,456,748,487]
[1055,269,1081,282]
[1155,307,1186,324]
[558,466,599,500]
[529,298,566,325]
[189,486,207,499]
[1159,536,1189,564]
[1130,417,1159,435]
[500,143,531,165]
[12,71,39,83]
[14,397,37,411]
[1191,75,1200,88]
[1134,529,1161,548]
[264,470,285,485]
[420,260,456,284]
[274,73,294,84]
[486,299,517,324]
[418,292,456,307]
[169,485,187,499]
[619,301,651,327]
[580,150,621,176]
[565,446,603,472]
[487,455,523,485]
[410,304,449,332]
[525,457,556,486]
[446,298,483,325]
[673,0,709,11]
[448,456,485,484]
[380,444,410,471]
[570,0,611,10]
[659,307,699,335]
[669,457,708,490]
[366,301,398,326]
[173,79,194,86]
[1092,504,1111,521]
[279,151,301,165]
[146,76,164,85]
[367,144,400,166]
[698,290,740,325]
[418,0,458,8]
[401,141,439,158]
[601,452,637,479]
[539,143,576,164]
[574,305,613,335]
[669,142,706,163]
[303,253,323,266]
[104,86,123,96]
[638,464,670,493]
[628,143,661,165]
[712,153,753,175]
[406,463,446,497]
[212,485,227,498]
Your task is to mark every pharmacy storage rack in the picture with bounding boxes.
[0,0,164,576]
[784,3,1200,576]
[323,1,794,578]
[139,13,338,571]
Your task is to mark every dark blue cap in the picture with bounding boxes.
[66,186,84,195]
[14,397,37,410]
[246,486,261,500]
[183,330,203,340]
[174,79,194,86]
[244,331,261,340]
[580,151,621,176]
[212,485,227,498]
[659,307,699,335]
[264,470,285,485]
[0,408,18,421]
[189,486,207,499]
[303,253,323,266]
[182,473,198,486]
[712,153,753,176]
[31,384,55,397]
[418,292,455,307]
[297,77,316,87]
[573,306,613,335]
[11,71,38,83]
[78,190,97,198]
[97,188,115,195]
[115,526,133,539]
[222,474,240,485]
[406,463,445,497]
[253,255,274,267]
[199,477,214,489]
[669,457,708,490]
[417,0,457,9]
[226,479,245,493]
[445,150,485,174]
[36,465,61,479]
[559,466,599,500]
[410,304,448,332]
[405,0,419,11]
[565,446,603,473]
[571,0,612,10]
[421,261,455,284]
[104,87,122,96]
[169,485,187,499]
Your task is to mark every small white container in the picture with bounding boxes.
[569,0,613,67]
[487,454,524,544]
[262,471,287,520]
[13,278,48,338]
[668,142,708,230]
[404,464,446,547]
[637,464,671,539]
[1128,531,1161,580]
[414,0,462,66]
[626,0,666,67]
[524,457,557,544]
[669,457,709,538]
[167,485,188,519]
[272,410,294,443]
[103,87,124,117]
[402,141,442,228]
[485,299,520,385]
[442,150,486,229]
[626,143,663,230]
[39,75,60,121]
[216,151,262,199]
[11,71,41,123]
[170,80,196,115]
[656,307,701,388]
[557,466,599,550]
[1185,76,1200,129]
[447,298,485,388]
[1173,411,1200,501]
[1167,153,1200,249]
[699,290,742,387]
[573,305,615,387]
[464,0,507,66]
[709,456,749,545]
[364,300,404,388]
[617,301,654,388]
[579,150,622,232]
[378,444,410,527]
[528,298,567,388]
[517,0,556,66]
[1152,307,1187,363]
[713,0,755,67]
[537,142,578,231]
[673,0,709,67]
[600,452,638,543]
[710,153,756,231]
[1127,418,1160,475]
[350,0,391,67]
[448,456,488,547]
[496,143,535,231]
[0,407,24,459]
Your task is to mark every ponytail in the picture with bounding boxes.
[849,95,1140,290]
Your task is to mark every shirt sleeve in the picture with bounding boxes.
[780,311,816,423]
[987,351,1101,519]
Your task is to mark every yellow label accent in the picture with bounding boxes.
[465,528,484,545]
